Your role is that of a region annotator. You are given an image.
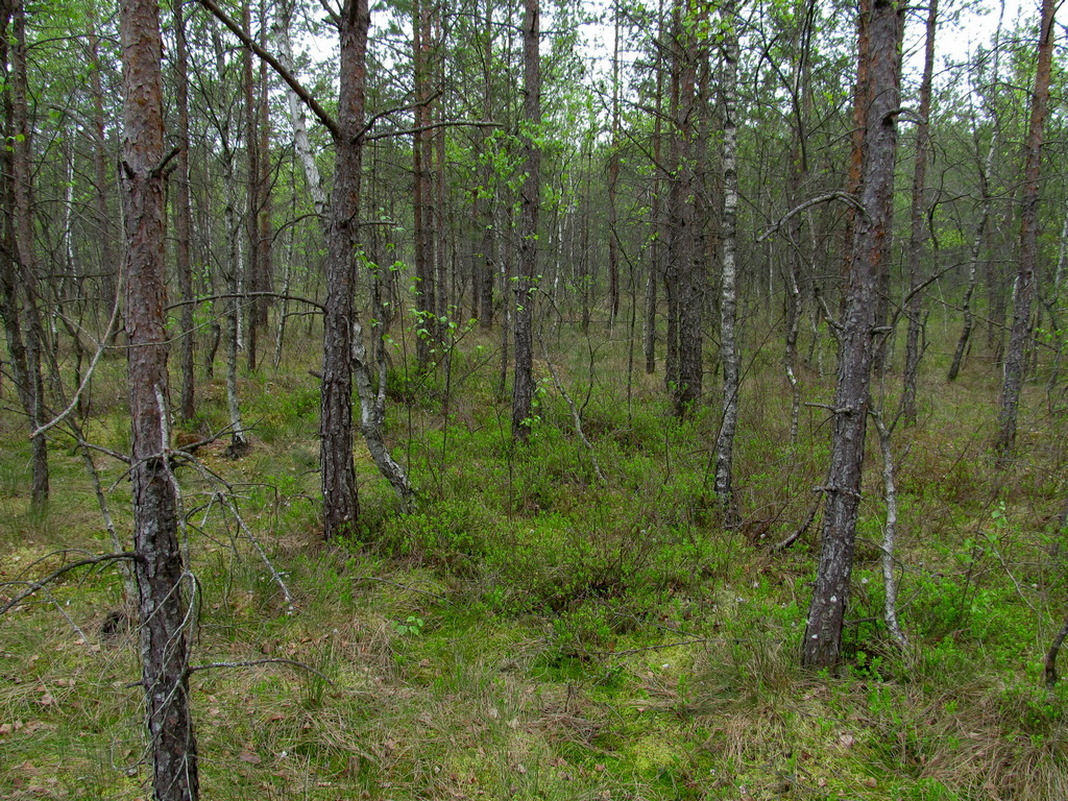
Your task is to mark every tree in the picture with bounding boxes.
[802,0,904,670]
[204,0,414,519]
[512,0,541,442]
[713,0,740,527]
[900,0,938,425]
[413,0,439,372]
[994,0,1056,463]
[174,0,197,424]
[663,0,706,416]
[1,0,49,513]
[120,0,200,796]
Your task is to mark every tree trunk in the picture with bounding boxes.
[174,0,196,423]
[995,0,1055,464]
[413,0,437,372]
[802,0,903,670]
[901,0,937,425]
[606,4,621,329]
[320,0,370,538]
[511,0,540,442]
[120,0,199,797]
[8,0,48,512]
[784,0,815,445]
[277,0,327,218]
[241,1,261,372]
[88,7,119,334]
[476,0,496,329]
[714,0,740,527]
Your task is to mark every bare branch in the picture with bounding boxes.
[32,269,124,440]
[188,658,336,685]
[166,291,325,314]
[758,191,867,243]
[0,552,136,616]
[539,339,606,484]
[363,119,504,143]
[196,0,340,140]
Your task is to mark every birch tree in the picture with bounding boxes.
[713,0,740,527]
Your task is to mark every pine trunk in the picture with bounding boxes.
[120,0,199,796]
[803,0,903,670]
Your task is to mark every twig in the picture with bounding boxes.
[188,658,336,686]
[363,119,503,142]
[31,270,124,440]
[590,639,709,658]
[353,575,448,602]
[0,552,136,615]
[772,500,819,553]
[539,340,607,483]
[758,191,867,243]
[47,589,91,646]
[175,454,297,614]
[165,291,324,314]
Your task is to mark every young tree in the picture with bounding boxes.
[802,0,904,670]
[174,0,197,423]
[1,0,50,512]
[946,0,1006,382]
[900,0,938,425]
[205,0,413,519]
[994,0,1056,463]
[663,0,706,416]
[413,0,439,372]
[713,0,740,527]
[120,0,200,796]
[512,0,541,442]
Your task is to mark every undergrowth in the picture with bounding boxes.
[1,321,1067,800]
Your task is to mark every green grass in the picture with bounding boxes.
[2,316,1068,799]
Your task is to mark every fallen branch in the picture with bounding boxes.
[0,552,136,615]
[188,658,336,686]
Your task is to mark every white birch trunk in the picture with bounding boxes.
[713,0,740,527]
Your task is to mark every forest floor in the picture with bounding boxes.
[1,321,1067,800]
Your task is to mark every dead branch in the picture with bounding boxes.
[188,658,335,686]
[539,339,607,484]
[196,0,340,139]
[758,191,867,243]
[0,552,136,615]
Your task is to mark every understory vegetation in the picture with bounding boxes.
[2,317,1067,801]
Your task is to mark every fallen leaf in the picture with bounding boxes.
[238,751,261,764]
[838,733,855,748]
